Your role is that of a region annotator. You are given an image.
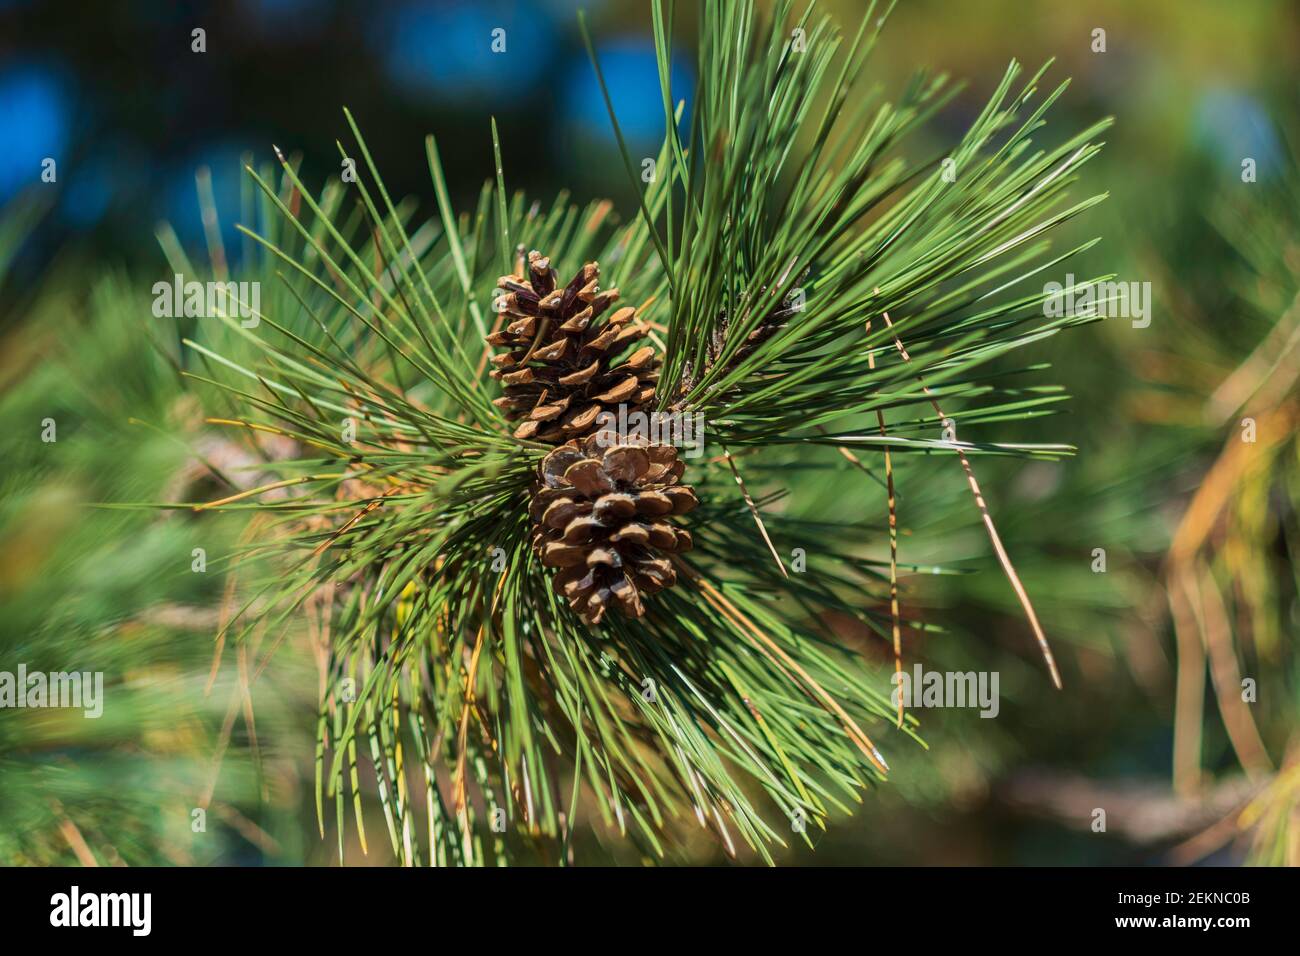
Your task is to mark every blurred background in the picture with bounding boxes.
[1,0,1298,865]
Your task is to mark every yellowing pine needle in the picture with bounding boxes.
[864,317,904,726]
[681,561,890,774]
[723,447,788,578]
[193,473,345,511]
[879,309,1062,689]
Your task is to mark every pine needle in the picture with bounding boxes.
[878,309,1062,689]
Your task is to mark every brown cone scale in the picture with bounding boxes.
[487,250,660,444]
[531,431,697,625]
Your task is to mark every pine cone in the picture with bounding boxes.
[673,281,803,405]
[487,251,660,444]
[531,431,697,624]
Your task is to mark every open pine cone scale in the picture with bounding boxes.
[488,251,660,444]
[531,431,697,624]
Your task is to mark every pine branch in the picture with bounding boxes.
[164,0,1113,865]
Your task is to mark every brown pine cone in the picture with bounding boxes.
[531,431,697,624]
[674,302,792,406]
[487,251,660,444]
